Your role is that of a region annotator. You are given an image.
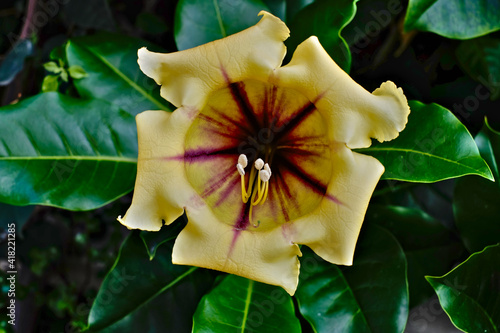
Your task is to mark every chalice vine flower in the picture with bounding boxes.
[118,11,410,295]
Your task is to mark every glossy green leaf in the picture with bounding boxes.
[261,0,315,22]
[456,36,500,101]
[0,92,137,210]
[286,0,356,72]
[174,0,269,51]
[454,122,500,253]
[426,244,500,333]
[193,274,301,333]
[367,205,464,307]
[404,0,500,39]
[296,224,408,333]
[0,39,33,86]
[66,33,171,115]
[140,215,187,260]
[358,100,493,182]
[88,223,214,332]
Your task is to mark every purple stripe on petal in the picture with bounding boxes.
[184,147,239,162]
[280,157,342,205]
[229,82,261,132]
[214,175,240,207]
[200,164,235,198]
[274,102,316,143]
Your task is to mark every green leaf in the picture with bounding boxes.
[456,36,500,101]
[193,274,301,333]
[0,92,137,210]
[41,75,60,92]
[367,205,465,307]
[43,61,63,74]
[68,65,88,79]
[286,0,357,72]
[404,0,500,39]
[174,0,269,51]
[88,224,214,332]
[261,0,316,22]
[426,244,500,333]
[66,32,171,115]
[453,122,500,253]
[60,70,69,82]
[140,215,187,260]
[296,224,408,333]
[358,100,493,182]
[0,39,33,86]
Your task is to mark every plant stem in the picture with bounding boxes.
[20,0,38,40]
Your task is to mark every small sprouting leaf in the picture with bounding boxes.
[68,65,88,79]
[43,61,63,74]
[41,75,60,92]
[60,70,69,82]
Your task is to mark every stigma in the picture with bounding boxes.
[236,154,272,227]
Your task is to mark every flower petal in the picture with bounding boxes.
[138,11,289,109]
[273,36,410,149]
[172,204,302,295]
[291,144,384,265]
[118,108,197,231]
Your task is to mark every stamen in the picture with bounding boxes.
[254,158,264,170]
[259,169,271,182]
[236,155,273,227]
[236,163,245,176]
[264,163,271,176]
[238,154,248,168]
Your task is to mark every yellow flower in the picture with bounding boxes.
[118,11,410,295]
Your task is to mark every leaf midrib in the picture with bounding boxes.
[93,266,198,331]
[0,155,137,163]
[240,279,254,332]
[212,0,227,37]
[337,269,373,333]
[73,42,170,111]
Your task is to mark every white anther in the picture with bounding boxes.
[259,169,271,182]
[264,163,271,176]
[238,154,248,168]
[236,163,245,176]
[254,158,264,170]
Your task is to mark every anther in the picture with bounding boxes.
[255,158,264,170]
[238,154,248,168]
[236,163,245,176]
[264,163,271,176]
[259,169,271,182]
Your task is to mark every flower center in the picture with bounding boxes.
[236,155,272,227]
[183,79,333,231]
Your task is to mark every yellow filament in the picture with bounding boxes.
[261,181,269,204]
[241,167,257,203]
[238,157,271,227]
